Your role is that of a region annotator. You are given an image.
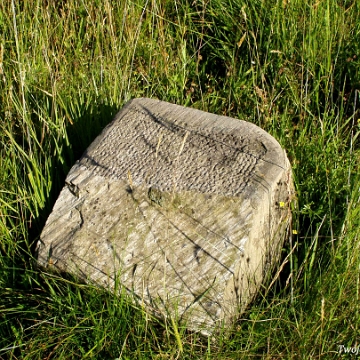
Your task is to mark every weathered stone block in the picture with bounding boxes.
[37,98,293,334]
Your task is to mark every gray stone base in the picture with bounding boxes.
[37,98,294,334]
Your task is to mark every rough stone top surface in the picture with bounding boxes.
[78,98,288,197]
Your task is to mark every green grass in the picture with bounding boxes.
[1,0,359,358]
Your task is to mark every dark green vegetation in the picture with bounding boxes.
[1,0,359,358]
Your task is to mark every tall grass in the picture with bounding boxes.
[0,0,359,358]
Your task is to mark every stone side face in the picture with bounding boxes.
[37,98,294,334]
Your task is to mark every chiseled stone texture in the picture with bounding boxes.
[37,98,294,334]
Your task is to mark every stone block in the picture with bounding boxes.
[37,98,294,334]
